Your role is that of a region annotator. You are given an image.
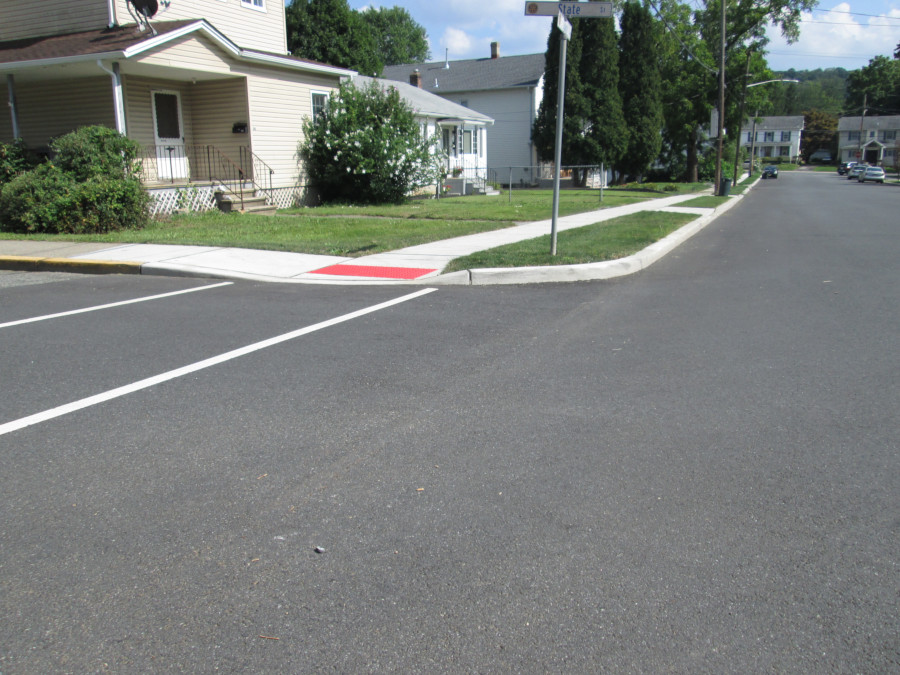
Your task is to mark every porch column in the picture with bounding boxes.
[7,74,21,140]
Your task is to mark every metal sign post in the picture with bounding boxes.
[527,1,613,255]
[549,12,571,256]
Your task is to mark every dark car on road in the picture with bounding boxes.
[838,161,856,175]
[762,165,778,179]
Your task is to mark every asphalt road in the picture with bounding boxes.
[0,171,897,673]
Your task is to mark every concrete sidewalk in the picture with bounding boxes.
[0,181,753,285]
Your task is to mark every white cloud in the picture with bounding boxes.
[440,27,474,56]
[765,2,900,70]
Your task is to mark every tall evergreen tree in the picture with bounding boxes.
[578,13,627,181]
[617,1,664,181]
[532,12,625,185]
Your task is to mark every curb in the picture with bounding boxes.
[425,189,750,286]
[0,255,143,276]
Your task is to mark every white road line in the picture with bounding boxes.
[0,287,437,437]
[0,282,234,329]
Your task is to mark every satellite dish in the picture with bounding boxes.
[129,0,159,18]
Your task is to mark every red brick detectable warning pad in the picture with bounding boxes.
[312,264,437,280]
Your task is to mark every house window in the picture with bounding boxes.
[882,130,896,141]
[463,129,474,154]
[847,131,860,141]
[241,0,265,10]
[778,146,790,157]
[764,131,775,142]
[311,92,328,118]
[781,131,791,142]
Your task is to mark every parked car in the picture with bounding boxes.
[838,161,856,175]
[847,164,867,180]
[809,149,832,163]
[858,166,885,184]
[762,165,778,179]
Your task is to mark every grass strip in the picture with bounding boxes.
[676,195,730,208]
[443,211,698,272]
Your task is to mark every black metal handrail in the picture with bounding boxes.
[138,144,275,210]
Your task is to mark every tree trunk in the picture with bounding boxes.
[685,126,700,183]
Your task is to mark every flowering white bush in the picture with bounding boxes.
[300,81,441,204]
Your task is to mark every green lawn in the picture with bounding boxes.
[0,185,710,256]
[443,211,698,272]
[280,187,685,222]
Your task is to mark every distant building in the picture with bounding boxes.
[836,116,900,166]
[351,75,494,194]
[382,44,545,186]
[739,116,804,162]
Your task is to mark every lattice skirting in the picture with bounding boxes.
[148,185,310,215]
[148,186,218,216]
[261,187,307,209]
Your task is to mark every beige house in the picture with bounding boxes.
[0,0,355,213]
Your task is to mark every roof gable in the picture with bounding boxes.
[0,20,354,78]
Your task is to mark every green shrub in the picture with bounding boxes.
[0,139,38,186]
[0,163,149,234]
[50,125,142,181]
[300,81,441,204]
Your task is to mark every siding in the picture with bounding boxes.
[1,77,114,146]
[452,89,537,172]
[114,0,287,55]
[135,35,235,75]
[237,63,340,188]
[123,75,195,147]
[189,78,250,165]
[0,0,109,41]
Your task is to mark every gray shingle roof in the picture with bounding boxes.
[352,76,493,125]
[837,115,900,131]
[381,53,545,95]
[739,115,805,131]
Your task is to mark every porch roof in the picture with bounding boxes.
[0,20,355,79]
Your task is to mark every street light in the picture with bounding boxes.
[732,78,800,185]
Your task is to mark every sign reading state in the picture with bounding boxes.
[524,2,613,17]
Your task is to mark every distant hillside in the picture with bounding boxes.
[765,68,849,116]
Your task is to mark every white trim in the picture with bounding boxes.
[0,22,356,79]
[310,90,329,118]
[241,0,267,12]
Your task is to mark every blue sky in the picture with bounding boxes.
[287,1,900,72]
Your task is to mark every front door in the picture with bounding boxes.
[151,90,188,180]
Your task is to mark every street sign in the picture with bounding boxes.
[525,1,613,18]
[525,0,613,255]
[556,12,572,39]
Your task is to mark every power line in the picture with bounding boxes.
[811,7,900,20]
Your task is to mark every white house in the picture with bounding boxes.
[739,115,804,162]
[381,44,545,187]
[351,75,494,195]
[0,0,355,213]
[836,115,900,167]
